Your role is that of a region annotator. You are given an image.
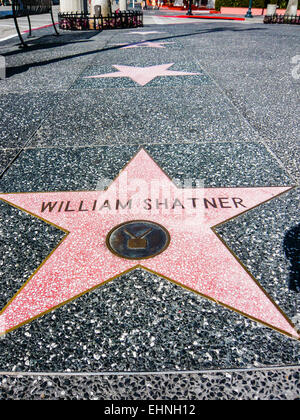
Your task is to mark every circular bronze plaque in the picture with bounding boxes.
[106,220,170,260]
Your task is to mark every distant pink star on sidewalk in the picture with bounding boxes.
[118,41,174,49]
[85,63,201,86]
[124,31,166,35]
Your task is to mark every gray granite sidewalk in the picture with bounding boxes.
[0,14,299,400]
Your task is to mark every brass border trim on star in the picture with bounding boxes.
[0,148,299,341]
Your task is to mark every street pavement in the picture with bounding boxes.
[0,6,60,42]
[0,9,299,400]
[0,6,264,42]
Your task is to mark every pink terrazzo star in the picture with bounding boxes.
[85,63,201,86]
[118,41,174,49]
[124,31,166,35]
[0,149,299,340]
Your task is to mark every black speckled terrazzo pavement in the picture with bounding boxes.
[0,12,299,400]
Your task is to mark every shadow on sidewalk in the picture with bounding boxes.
[2,25,267,78]
[283,224,300,293]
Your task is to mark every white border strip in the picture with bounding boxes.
[0,22,57,43]
[0,33,19,43]
[0,365,299,377]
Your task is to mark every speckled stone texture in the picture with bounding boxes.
[0,148,18,174]
[0,14,299,399]
[0,145,299,374]
[0,200,65,311]
[0,267,298,373]
[0,368,299,400]
[0,143,291,193]
[0,92,60,150]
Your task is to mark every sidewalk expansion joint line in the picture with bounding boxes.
[192,57,298,185]
[0,365,299,377]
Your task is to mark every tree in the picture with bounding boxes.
[285,0,298,15]
[91,0,112,15]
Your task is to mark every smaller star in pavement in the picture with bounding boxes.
[124,31,166,35]
[84,63,201,86]
[118,40,174,49]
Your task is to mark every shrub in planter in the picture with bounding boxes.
[215,0,288,10]
[215,0,267,10]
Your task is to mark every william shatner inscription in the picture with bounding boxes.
[40,197,247,213]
